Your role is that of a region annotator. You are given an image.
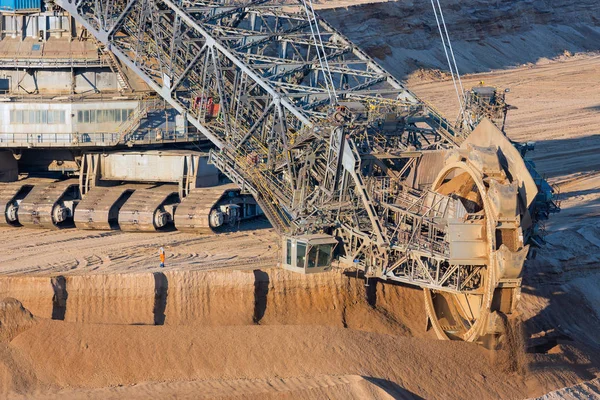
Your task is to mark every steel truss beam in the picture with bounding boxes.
[57,0,478,294]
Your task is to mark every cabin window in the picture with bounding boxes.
[10,109,66,125]
[307,246,318,268]
[282,236,337,274]
[317,244,333,267]
[296,242,307,269]
[76,109,134,124]
[285,239,292,265]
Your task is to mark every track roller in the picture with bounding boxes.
[74,186,134,230]
[0,182,34,226]
[17,180,80,229]
[118,188,178,232]
[174,184,241,233]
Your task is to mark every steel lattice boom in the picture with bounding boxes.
[53,0,556,343]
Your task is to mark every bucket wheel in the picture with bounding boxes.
[424,143,529,344]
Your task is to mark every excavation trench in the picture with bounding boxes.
[0,269,428,337]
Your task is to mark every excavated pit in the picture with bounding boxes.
[0,269,536,400]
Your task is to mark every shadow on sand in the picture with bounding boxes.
[363,376,424,399]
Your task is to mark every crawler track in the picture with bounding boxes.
[17,180,79,229]
[175,184,239,233]
[0,182,33,226]
[74,187,134,230]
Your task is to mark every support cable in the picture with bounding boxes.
[301,0,337,106]
[436,0,464,98]
[430,0,463,114]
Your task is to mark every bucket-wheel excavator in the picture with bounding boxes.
[0,0,558,344]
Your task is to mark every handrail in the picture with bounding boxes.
[0,128,204,147]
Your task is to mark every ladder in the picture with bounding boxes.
[322,127,343,197]
[100,45,132,92]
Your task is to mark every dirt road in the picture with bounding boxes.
[0,220,276,276]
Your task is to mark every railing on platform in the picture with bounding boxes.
[0,128,205,147]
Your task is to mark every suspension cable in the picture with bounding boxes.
[430,0,463,113]
[436,0,464,96]
[301,0,337,105]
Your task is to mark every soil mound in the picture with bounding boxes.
[0,298,36,343]
[9,322,522,399]
[0,299,38,396]
[12,375,405,400]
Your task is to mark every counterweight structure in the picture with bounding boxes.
[3,0,558,343]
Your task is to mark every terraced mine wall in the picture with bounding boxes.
[320,0,600,78]
[0,269,428,337]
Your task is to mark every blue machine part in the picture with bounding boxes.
[524,159,560,218]
[0,0,41,12]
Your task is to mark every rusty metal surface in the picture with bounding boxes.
[174,184,238,234]
[423,141,532,342]
[74,186,134,230]
[118,187,177,232]
[18,180,79,229]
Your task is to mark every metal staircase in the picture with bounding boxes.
[209,150,291,233]
[115,100,161,144]
[99,44,132,92]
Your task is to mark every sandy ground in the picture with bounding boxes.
[408,54,600,179]
[0,220,277,276]
[534,377,600,399]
